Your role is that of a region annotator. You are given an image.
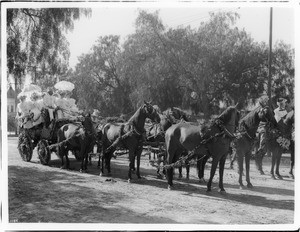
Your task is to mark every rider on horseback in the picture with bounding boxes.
[255,95,270,175]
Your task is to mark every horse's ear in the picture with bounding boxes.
[148,99,152,105]
[144,100,148,105]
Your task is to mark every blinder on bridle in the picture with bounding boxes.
[143,101,154,115]
[258,106,273,124]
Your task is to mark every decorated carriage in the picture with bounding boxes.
[17,81,84,165]
[17,112,82,164]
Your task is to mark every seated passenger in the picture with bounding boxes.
[16,93,34,129]
[63,91,80,120]
[54,92,65,119]
[43,89,56,122]
[30,92,44,127]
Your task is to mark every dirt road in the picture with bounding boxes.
[7,136,295,226]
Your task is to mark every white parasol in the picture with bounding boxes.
[54,81,75,92]
[22,84,42,94]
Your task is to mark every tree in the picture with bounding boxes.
[71,35,132,116]
[7,8,91,85]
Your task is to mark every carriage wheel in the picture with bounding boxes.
[37,139,51,165]
[18,130,33,162]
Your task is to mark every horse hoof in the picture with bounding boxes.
[247,183,253,188]
[199,178,206,184]
[167,185,173,190]
[276,175,283,180]
[206,188,212,192]
[271,174,276,180]
[219,189,226,194]
[80,169,83,173]
[289,173,294,179]
[259,170,265,175]
[127,179,131,183]
[99,173,103,176]
[239,185,245,190]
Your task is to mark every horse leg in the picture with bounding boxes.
[289,142,294,179]
[127,148,135,182]
[275,150,283,180]
[197,155,208,183]
[58,145,65,169]
[136,146,143,179]
[105,151,112,175]
[218,154,226,193]
[65,150,70,170]
[84,147,90,172]
[207,158,219,192]
[245,151,253,188]
[185,161,190,180]
[270,150,276,179]
[236,150,244,188]
[178,166,183,179]
[79,145,86,172]
[166,167,174,190]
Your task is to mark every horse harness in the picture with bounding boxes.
[162,119,236,170]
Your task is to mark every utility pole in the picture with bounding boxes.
[268,7,273,106]
[267,7,273,158]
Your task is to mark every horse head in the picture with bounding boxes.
[143,101,161,123]
[234,103,240,128]
[258,106,277,128]
[218,104,240,133]
[82,113,95,133]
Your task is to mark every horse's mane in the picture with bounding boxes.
[127,106,142,124]
[217,106,237,124]
[239,106,261,128]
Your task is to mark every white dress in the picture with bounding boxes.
[63,98,79,119]
[31,100,44,126]
[17,101,34,129]
[55,97,66,119]
[43,93,56,121]
[274,107,287,123]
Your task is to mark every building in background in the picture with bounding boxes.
[7,86,20,134]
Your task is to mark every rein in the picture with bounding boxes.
[162,120,234,170]
[47,125,97,150]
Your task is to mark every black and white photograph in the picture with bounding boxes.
[1,0,298,231]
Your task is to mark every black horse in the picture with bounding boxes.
[146,108,192,179]
[57,114,96,172]
[100,101,161,181]
[165,105,239,192]
[234,105,277,188]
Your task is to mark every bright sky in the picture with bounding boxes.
[65,6,295,69]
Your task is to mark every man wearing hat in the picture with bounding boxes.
[274,97,288,123]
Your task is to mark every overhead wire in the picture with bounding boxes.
[165,7,241,28]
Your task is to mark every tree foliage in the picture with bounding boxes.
[7,8,91,86]
[70,35,132,115]
[37,9,293,117]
